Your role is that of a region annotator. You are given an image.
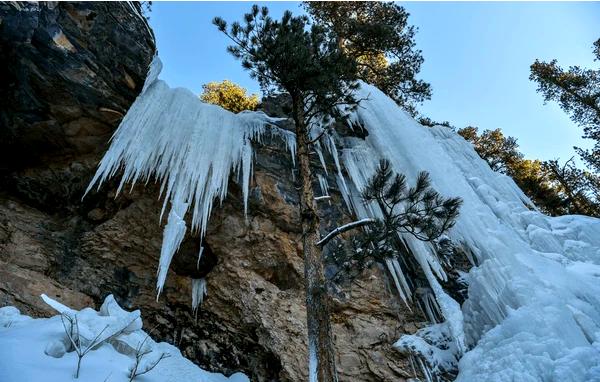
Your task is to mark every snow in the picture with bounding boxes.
[0,296,248,382]
[394,322,459,378]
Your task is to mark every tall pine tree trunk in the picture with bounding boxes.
[292,95,337,382]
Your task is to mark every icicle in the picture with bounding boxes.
[308,339,317,382]
[384,258,411,308]
[197,245,204,269]
[417,356,434,382]
[156,196,188,297]
[390,258,413,301]
[335,174,352,212]
[191,278,207,315]
[317,174,329,197]
[313,141,328,175]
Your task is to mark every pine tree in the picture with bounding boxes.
[543,158,600,216]
[530,38,600,174]
[327,159,462,307]
[509,158,566,215]
[458,126,600,217]
[199,80,259,113]
[418,117,453,128]
[214,7,362,381]
[457,126,564,215]
[361,160,461,242]
[457,127,522,173]
[303,1,431,116]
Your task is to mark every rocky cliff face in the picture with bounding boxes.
[0,2,155,209]
[0,3,423,381]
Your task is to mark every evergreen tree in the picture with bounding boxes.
[457,127,523,173]
[327,159,462,311]
[418,117,453,128]
[530,38,600,174]
[199,80,259,113]
[543,158,600,216]
[457,126,600,217]
[509,158,567,215]
[361,160,461,242]
[457,126,564,214]
[214,7,362,381]
[303,1,431,116]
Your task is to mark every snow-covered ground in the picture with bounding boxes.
[0,295,248,382]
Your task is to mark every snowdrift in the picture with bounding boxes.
[86,57,600,381]
[0,295,248,382]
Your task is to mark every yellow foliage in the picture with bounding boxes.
[356,52,388,85]
[199,80,259,113]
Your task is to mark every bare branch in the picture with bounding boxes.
[60,313,109,379]
[317,218,375,247]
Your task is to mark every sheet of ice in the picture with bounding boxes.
[0,296,248,382]
[339,82,600,380]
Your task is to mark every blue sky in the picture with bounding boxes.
[149,2,600,162]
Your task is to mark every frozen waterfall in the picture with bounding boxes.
[87,56,600,381]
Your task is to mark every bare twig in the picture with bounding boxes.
[128,334,171,381]
[60,313,109,379]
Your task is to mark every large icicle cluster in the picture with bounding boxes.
[337,83,600,381]
[86,57,294,296]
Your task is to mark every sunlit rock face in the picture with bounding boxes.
[0,4,421,382]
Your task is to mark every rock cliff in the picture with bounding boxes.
[0,3,422,381]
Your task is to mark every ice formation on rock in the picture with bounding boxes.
[339,83,600,381]
[86,57,294,296]
[87,56,600,380]
[191,278,207,314]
